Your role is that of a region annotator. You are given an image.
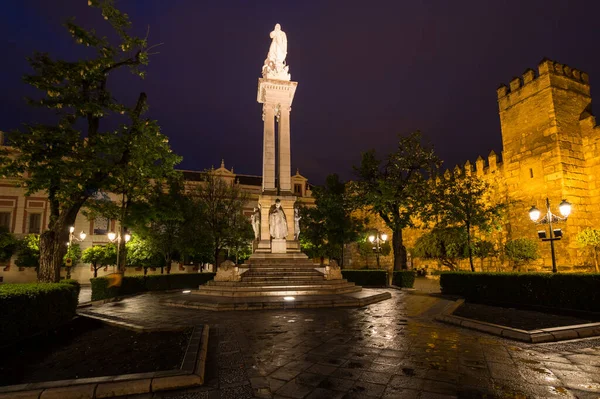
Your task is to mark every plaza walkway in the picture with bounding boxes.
[78,286,600,399]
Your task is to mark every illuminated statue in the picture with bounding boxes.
[269,199,288,239]
[262,23,290,80]
[294,207,301,240]
[251,206,260,240]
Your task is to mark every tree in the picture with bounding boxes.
[299,206,328,264]
[354,131,440,270]
[576,228,600,273]
[357,238,391,269]
[412,227,469,270]
[0,1,178,282]
[126,233,163,275]
[472,239,497,272]
[192,172,249,271]
[0,227,19,263]
[430,171,505,271]
[223,214,254,264]
[128,180,187,274]
[15,234,41,268]
[504,238,539,272]
[82,244,116,278]
[300,174,365,265]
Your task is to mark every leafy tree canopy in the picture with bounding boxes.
[575,228,600,272]
[412,227,469,270]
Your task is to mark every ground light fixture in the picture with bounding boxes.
[528,198,571,273]
[283,296,295,301]
[182,290,191,294]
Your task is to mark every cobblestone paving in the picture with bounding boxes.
[78,289,600,399]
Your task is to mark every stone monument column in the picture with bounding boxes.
[278,105,292,194]
[254,23,300,255]
[262,105,276,193]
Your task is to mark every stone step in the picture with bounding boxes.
[194,285,362,297]
[208,279,351,287]
[242,271,323,277]
[241,276,325,282]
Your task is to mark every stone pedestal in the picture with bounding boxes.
[271,239,287,253]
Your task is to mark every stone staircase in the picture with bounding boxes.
[194,255,361,297]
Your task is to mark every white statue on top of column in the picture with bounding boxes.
[262,23,291,81]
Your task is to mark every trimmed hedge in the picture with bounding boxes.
[341,270,388,287]
[440,272,600,312]
[0,281,80,343]
[90,273,216,301]
[392,271,416,288]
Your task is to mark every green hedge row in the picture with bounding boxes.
[90,273,216,301]
[341,270,388,287]
[440,272,600,312]
[393,271,416,288]
[0,280,80,343]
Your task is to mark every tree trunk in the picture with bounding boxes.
[392,229,407,270]
[214,244,221,272]
[466,225,475,272]
[93,265,98,278]
[594,248,599,273]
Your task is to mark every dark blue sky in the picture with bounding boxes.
[1,1,599,184]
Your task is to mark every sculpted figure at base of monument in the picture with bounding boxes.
[214,260,241,282]
[294,207,301,240]
[325,260,342,280]
[269,199,288,239]
[251,206,260,240]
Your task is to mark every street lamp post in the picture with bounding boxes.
[107,230,131,273]
[66,226,86,279]
[368,231,388,269]
[528,198,572,273]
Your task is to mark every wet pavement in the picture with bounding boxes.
[77,287,600,399]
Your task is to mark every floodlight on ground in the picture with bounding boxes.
[368,235,375,243]
[79,231,87,241]
[553,229,563,238]
[182,290,191,294]
[69,226,75,233]
[107,231,116,241]
[529,206,541,222]
[559,199,572,217]
[381,233,388,242]
[283,296,295,301]
[537,231,546,239]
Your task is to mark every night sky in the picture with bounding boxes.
[2,1,599,185]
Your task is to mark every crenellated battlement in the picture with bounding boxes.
[448,150,504,179]
[497,58,590,101]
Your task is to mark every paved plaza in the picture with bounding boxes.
[78,285,600,399]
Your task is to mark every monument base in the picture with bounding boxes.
[271,239,287,253]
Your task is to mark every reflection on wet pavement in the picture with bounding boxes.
[79,288,600,398]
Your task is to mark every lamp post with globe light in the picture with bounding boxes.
[369,231,388,269]
[107,230,131,273]
[66,226,86,279]
[528,198,572,273]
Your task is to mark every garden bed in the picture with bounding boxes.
[453,302,597,331]
[0,316,191,387]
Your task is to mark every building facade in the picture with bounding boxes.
[0,158,314,283]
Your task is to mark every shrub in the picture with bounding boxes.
[504,238,539,271]
[15,234,40,267]
[0,226,18,262]
[90,273,216,301]
[392,271,416,288]
[0,281,79,343]
[341,270,388,287]
[440,272,600,312]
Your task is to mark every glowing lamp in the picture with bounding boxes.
[124,233,131,243]
[79,231,87,241]
[381,233,388,242]
[559,199,571,218]
[107,231,116,241]
[368,235,375,243]
[528,206,541,222]
[283,296,295,301]
[69,226,75,233]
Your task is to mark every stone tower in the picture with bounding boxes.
[497,59,594,265]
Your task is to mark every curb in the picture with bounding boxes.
[435,299,600,343]
[0,324,210,399]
